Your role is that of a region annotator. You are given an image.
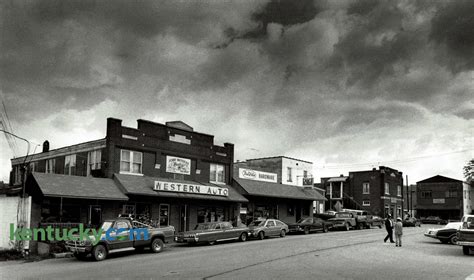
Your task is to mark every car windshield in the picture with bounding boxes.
[444,222,462,229]
[297,218,313,223]
[335,213,352,218]
[101,221,113,232]
[194,223,218,230]
[249,221,265,227]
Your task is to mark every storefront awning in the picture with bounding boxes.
[233,178,327,201]
[327,176,348,182]
[28,172,128,201]
[114,173,248,203]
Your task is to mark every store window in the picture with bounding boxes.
[210,163,225,184]
[363,182,370,194]
[46,159,55,174]
[287,205,294,216]
[159,204,170,226]
[287,167,292,182]
[197,207,226,223]
[363,200,371,206]
[120,149,142,174]
[446,190,457,198]
[421,191,432,198]
[64,154,76,175]
[302,206,310,216]
[384,183,390,195]
[397,206,402,217]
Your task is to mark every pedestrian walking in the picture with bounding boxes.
[395,217,403,247]
[384,214,395,243]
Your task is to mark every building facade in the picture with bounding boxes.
[233,157,325,223]
[321,166,404,218]
[416,175,472,220]
[11,118,249,242]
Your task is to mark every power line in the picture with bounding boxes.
[316,148,473,169]
[2,100,19,155]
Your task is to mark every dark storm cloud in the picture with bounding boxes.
[430,0,474,72]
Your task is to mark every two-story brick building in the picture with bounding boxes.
[12,118,249,240]
[320,166,404,218]
[416,175,472,220]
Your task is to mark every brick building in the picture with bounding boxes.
[320,166,404,218]
[416,175,472,220]
[11,118,249,246]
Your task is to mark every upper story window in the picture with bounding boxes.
[46,159,56,174]
[421,191,432,199]
[287,167,292,182]
[88,150,102,174]
[384,183,390,195]
[303,170,308,178]
[362,200,371,206]
[210,163,225,184]
[397,185,402,197]
[446,190,457,198]
[14,165,22,184]
[363,182,370,194]
[29,162,37,173]
[64,154,76,175]
[120,150,142,174]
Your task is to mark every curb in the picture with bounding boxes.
[52,252,73,258]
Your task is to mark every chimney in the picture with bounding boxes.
[42,140,50,153]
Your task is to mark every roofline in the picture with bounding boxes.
[235,156,313,164]
[416,175,463,184]
[11,138,106,164]
[137,119,215,138]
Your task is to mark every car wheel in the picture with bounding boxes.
[280,230,286,237]
[258,231,265,240]
[323,226,328,233]
[74,253,88,260]
[92,244,107,261]
[239,233,248,242]
[151,238,164,253]
[345,223,350,231]
[304,227,310,235]
[462,246,471,255]
[450,235,458,245]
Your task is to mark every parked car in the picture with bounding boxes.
[288,217,331,234]
[403,217,421,227]
[456,214,474,255]
[421,216,448,225]
[369,216,384,229]
[175,221,248,245]
[65,218,175,261]
[248,219,289,239]
[424,222,462,245]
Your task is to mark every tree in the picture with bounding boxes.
[464,159,474,182]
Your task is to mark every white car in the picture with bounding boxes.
[424,222,462,244]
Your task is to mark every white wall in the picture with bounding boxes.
[281,157,313,186]
[0,196,31,250]
[463,182,474,216]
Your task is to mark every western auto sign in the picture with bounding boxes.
[238,168,277,183]
[154,180,229,197]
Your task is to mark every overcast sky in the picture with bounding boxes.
[1,0,472,184]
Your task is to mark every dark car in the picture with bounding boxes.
[288,217,332,234]
[421,216,447,225]
[424,222,462,245]
[248,219,289,239]
[403,217,421,227]
[175,221,248,245]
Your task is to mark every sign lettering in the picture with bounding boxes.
[154,181,228,197]
[238,168,277,183]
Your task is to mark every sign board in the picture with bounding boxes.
[433,198,445,204]
[166,156,191,175]
[238,168,277,183]
[154,180,228,197]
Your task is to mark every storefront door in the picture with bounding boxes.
[180,204,187,232]
[89,205,102,227]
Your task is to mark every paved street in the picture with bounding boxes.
[0,225,473,280]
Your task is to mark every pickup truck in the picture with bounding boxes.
[328,211,372,230]
[456,214,474,255]
[65,218,175,261]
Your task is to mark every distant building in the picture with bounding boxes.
[416,175,472,220]
[320,166,404,218]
